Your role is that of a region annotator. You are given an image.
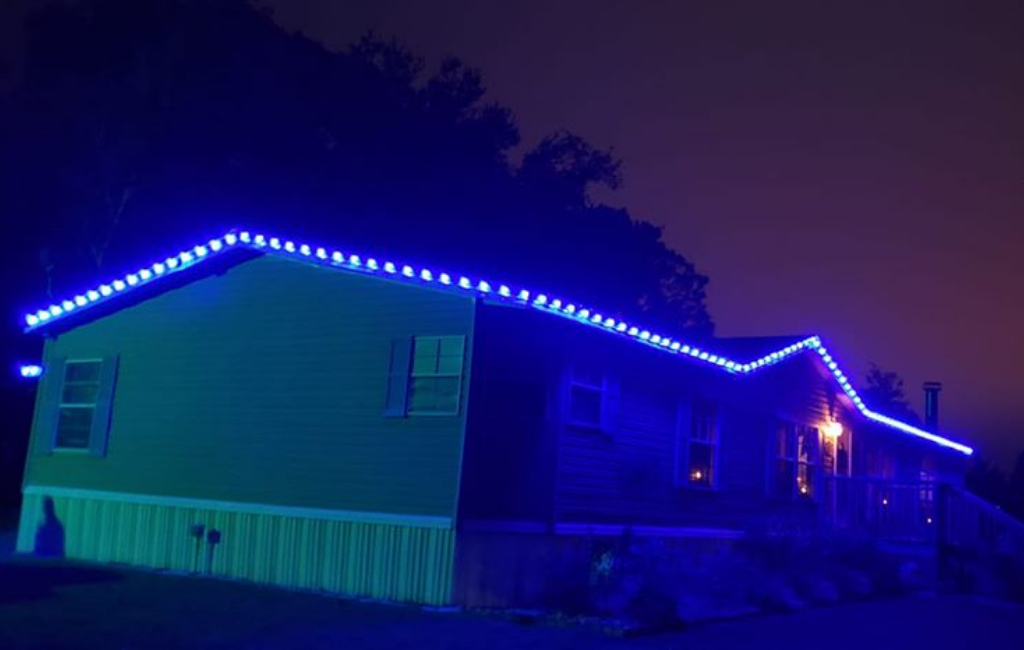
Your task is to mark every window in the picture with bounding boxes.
[36,355,118,457]
[566,362,619,433]
[919,465,936,523]
[676,399,718,488]
[772,421,818,499]
[796,426,818,497]
[407,336,465,415]
[568,364,604,428]
[55,360,103,449]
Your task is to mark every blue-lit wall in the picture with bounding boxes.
[457,303,965,531]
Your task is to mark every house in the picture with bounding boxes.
[15,229,974,606]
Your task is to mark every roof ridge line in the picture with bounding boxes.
[20,227,973,456]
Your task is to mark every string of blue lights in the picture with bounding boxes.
[17,229,973,455]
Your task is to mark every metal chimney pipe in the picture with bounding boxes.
[923,381,942,430]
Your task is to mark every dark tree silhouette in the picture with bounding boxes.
[964,450,1024,523]
[0,0,714,505]
[965,457,1008,510]
[861,363,920,424]
[0,0,713,339]
[1005,450,1024,521]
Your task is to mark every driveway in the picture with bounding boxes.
[0,558,1020,649]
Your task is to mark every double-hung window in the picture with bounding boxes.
[677,399,718,488]
[773,421,819,499]
[568,364,604,428]
[385,335,466,417]
[56,360,103,450]
[565,360,620,434]
[36,356,119,456]
[409,336,465,415]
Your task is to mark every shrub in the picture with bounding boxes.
[537,529,914,630]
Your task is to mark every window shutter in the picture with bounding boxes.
[384,338,412,417]
[600,374,621,435]
[674,399,692,486]
[88,355,119,457]
[714,406,725,488]
[32,357,65,457]
[810,426,822,496]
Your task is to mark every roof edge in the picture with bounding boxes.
[20,228,974,456]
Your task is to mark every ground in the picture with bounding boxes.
[0,557,1022,650]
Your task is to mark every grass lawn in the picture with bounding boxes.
[1,558,1022,649]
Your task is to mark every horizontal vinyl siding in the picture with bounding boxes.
[24,255,473,518]
[554,346,836,528]
[557,373,680,522]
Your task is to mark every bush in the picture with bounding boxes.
[537,530,914,630]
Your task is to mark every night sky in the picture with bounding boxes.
[1,1,1021,461]
[267,0,1024,461]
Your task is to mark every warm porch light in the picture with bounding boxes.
[824,420,843,438]
[691,469,703,481]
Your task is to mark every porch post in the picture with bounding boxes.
[935,481,951,588]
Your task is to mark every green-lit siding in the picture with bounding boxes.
[18,490,455,604]
[24,255,475,518]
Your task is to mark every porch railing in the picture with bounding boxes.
[822,476,1024,572]
[821,476,937,543]
[937,484,1024,568]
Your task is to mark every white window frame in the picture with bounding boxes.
[675,398,720,489]
[566,366,605,430]
[407,335,465,416]
[54,358,104,451]
[772,421,819,500]
[564,359,620,435]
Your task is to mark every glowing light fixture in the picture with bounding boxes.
[19,364,42,378]
[824,420,844,438]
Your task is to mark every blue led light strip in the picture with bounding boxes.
[21,228,973,456]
